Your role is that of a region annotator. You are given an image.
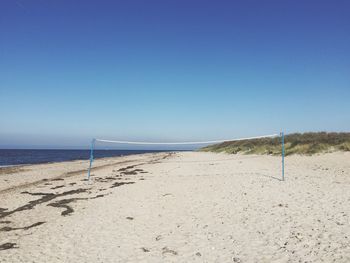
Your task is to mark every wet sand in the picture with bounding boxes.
[0,151,349,262]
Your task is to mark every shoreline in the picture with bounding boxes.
[0,152,175,194]
[0,149,177,168]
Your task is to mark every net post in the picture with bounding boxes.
[87,138,96,181]
[281,132,285,181]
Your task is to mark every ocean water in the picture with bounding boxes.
[0,149,169,166]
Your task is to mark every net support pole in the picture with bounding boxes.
[281,132,285,181]
[87,138,96,181]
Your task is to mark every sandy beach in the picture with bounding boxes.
[0,151,349,262]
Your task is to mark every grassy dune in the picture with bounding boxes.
[200,132,350,156]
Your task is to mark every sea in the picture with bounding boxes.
[0,149,170,167]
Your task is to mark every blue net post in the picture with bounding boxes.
[281,132,285,181]
[87,138,96,181]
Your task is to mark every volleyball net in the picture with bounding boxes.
[87,132,285,181]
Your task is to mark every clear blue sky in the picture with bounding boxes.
[1,0,349,149]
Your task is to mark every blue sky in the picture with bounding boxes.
[1,0,349,149]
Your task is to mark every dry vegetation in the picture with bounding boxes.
[200,132,350,156]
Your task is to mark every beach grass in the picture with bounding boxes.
[200,132,350,156]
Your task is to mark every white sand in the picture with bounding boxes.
[0,151,349,262]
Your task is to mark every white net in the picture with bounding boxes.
[95,133,279,145]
